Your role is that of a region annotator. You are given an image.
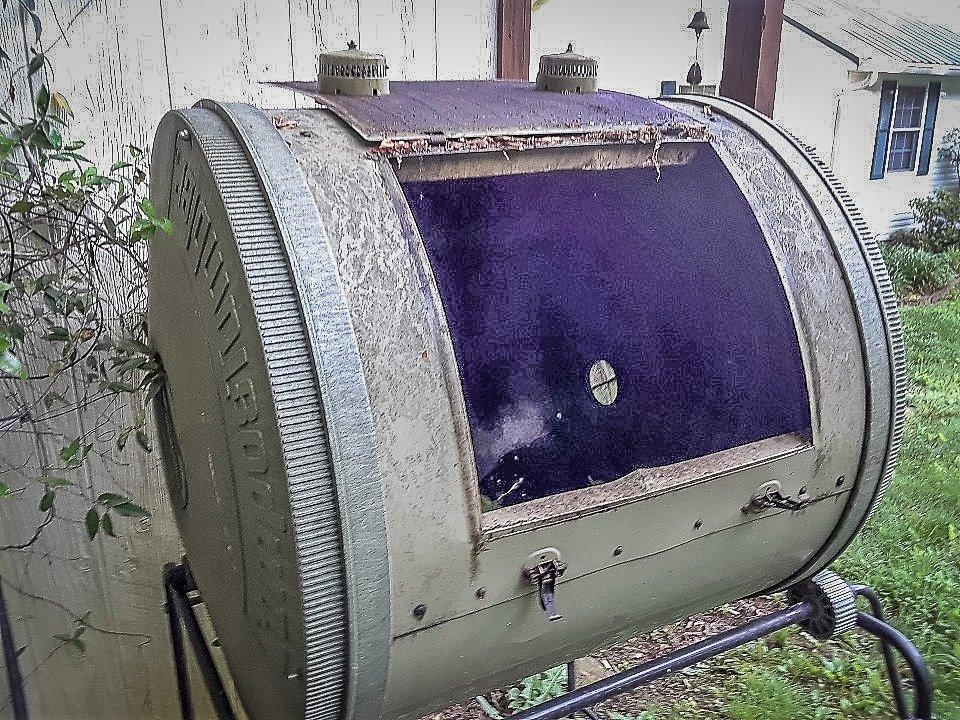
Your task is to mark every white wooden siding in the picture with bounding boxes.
[0,2,494,719]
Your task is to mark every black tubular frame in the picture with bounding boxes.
[0,578,28,720]
[163,561,237,720]
[159,561,934,720]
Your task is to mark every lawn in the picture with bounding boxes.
[660,299,960,720]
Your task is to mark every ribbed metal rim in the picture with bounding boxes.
[780,134,907,524]
[190,107,350,719]
[666,94,906,561]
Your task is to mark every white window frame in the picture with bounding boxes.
[886,83,928,174]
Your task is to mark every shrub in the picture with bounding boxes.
[939,127,960,188]
[904,190,960,252]
[881,242,956,296]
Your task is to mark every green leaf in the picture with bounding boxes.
[28,125,54,150]
[111,502,150,518]
[84,507,99,540]
[8,199,33,214]
[100,513,115,537]
[38,490,55,512]
[139,197,158,220]
[116,337,153,356]
[115,427,132,451]
[96,492,128,508]
[135,429,152,453]
[45,124,62,149]
[0,350,25,379]
[43,326,69,342]
[27,51,44,77]
[35,84,49,116]
[0,482,9,496]
[59,438,80,462]
[155,217,173,235]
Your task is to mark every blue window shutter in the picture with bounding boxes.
[917,81,941,176]
[871,81,897,180]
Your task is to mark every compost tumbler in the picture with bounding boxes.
[147,47,905,720]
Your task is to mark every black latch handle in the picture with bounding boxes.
[523,560,568,622]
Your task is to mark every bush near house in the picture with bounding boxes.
[881,244,958,296]
[883,189,960,296]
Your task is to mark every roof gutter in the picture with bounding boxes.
[866,63,960,78]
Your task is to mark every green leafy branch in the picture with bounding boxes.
[0,3,171,562]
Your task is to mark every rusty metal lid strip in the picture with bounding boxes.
[273,79,707,143]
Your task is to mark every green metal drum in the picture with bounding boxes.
[148,82,904,720]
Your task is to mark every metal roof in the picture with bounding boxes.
[785,0,960,70]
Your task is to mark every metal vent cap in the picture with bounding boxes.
[536,43,599,94]
[318,41,389,96]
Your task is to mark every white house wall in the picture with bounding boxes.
[832,76,960,239]
[0,2,494,719]
[530,0,729,97]
[775,22,960,239]
[774,21,855,165]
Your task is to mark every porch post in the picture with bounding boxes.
[497,0,532,80]
[720,0,785,116]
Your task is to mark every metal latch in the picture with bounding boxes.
[523,558,568,621]
[743,480,811,514]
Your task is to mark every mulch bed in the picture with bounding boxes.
[423,595,787,720]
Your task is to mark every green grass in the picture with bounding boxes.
[660,300,960,720]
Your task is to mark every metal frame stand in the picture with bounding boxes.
[162,562,933,720]
[163,561,237,720]
[0,578,29,720]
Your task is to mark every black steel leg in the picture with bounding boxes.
[0,578,28,720]
[163,562,237,720]
[850,584,911,719]
[164,564,194,720]
[856,611,934,720]
[565,661,599,720]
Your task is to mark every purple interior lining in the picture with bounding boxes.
[402,146,811,508]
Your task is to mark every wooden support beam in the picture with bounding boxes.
[720,0,785,117]
[497,0,532,80]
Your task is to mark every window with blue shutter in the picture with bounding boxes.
[871,80,897,180]
[887,85,927,173]
[918,81,941,176]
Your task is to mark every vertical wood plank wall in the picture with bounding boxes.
[0,2,494,719]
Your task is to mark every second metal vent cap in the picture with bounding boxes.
[536,43,599,94]
[318,41,389,96]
